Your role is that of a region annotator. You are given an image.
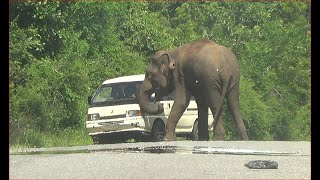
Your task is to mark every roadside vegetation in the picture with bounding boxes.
[9,1,310,148]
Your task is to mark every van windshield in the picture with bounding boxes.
[91,81,141,107]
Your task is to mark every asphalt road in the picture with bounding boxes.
[10,141,310,179]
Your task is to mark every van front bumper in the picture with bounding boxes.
[86,117,147,136]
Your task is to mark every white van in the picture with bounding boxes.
[86,74,213,144]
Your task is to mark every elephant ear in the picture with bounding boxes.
[161,53,175,71]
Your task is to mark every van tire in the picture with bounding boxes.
[151,120,165,142]
[191,120,199,141]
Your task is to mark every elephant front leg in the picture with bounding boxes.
[163,102,188,141]
[163,91,191,141]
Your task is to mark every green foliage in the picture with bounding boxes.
[10,85,48,145]
[289,101,310,141]
[11,128,92,148]
[239,78,273,140]
[9,1,310,147]
[118,2,176,57]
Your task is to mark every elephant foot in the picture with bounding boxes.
[239,131,249,140]
[198,134,209,141]
[163,133,176,141]
[241,135,249,141]
[213,135,225,141]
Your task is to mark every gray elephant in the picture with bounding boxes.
[138,39,249,141]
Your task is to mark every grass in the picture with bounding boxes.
[10,128,93,150]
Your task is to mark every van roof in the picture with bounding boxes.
[102,74,145,85]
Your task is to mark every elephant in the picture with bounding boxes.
[138,39,249,141]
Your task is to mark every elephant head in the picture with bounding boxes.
[138,51,176,114]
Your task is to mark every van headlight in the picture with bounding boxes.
[126,110,143,117]
[88,113,100,121]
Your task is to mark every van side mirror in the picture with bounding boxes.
[87,96,92,105]
[150,93,156,103]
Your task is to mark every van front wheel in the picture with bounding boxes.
[151,120,165,142]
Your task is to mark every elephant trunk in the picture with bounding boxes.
[139,78,164,115]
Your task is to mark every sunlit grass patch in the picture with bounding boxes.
[10,128,93,149]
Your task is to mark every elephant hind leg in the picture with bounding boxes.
[226,82,249,140]
[208,85,228,141]
[209,101,225,141]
